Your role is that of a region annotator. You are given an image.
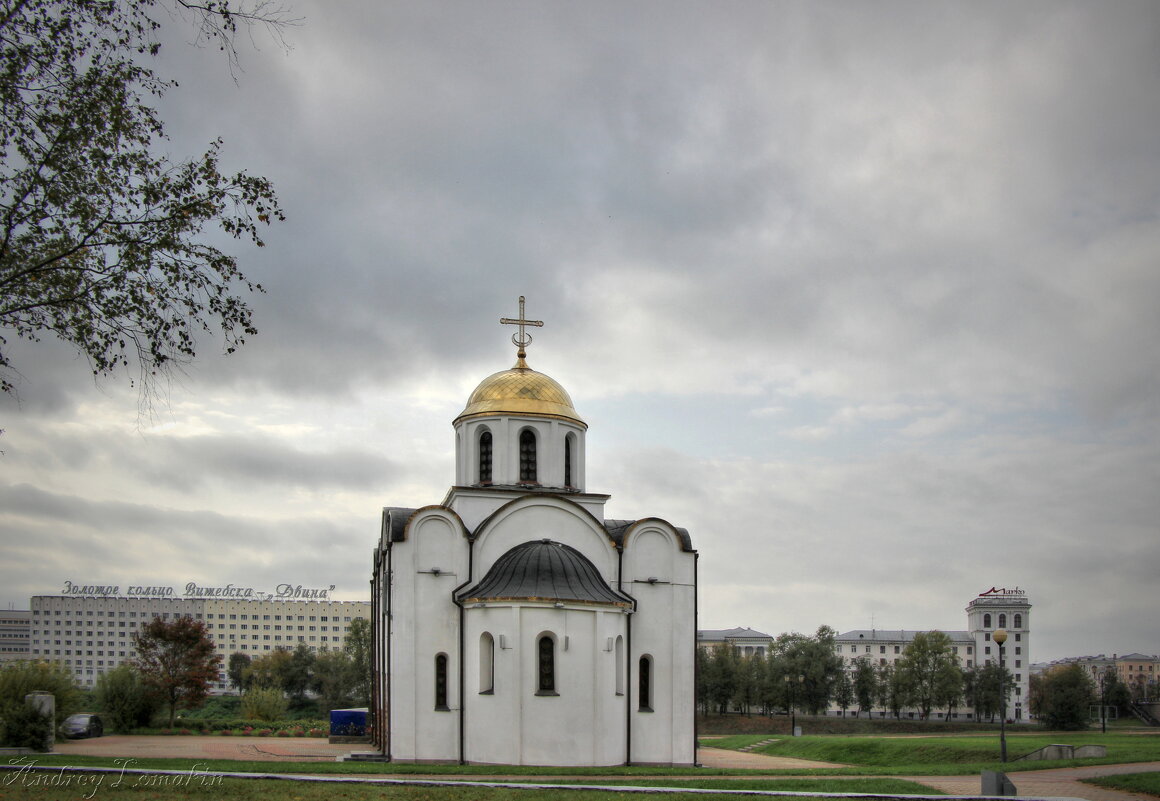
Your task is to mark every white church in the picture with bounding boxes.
[370,299,698,766]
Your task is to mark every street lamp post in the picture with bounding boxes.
[993,628,1008,763]
[784,673,804,736]
[1099,670,1108,735]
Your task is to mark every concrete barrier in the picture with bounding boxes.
[1013,743,1107,761]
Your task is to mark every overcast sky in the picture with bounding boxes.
[2,1,1158,664]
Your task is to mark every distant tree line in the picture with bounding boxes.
[1028,663,1133,730]
[227,618,372,716]
[697,628,1017,722]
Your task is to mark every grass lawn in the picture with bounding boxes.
[6,730,1155,800]
[700,731,1160,775]
[1084,772,1160,798]
[0,769,940,801]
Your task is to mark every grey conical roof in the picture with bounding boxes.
[456,539,632,607]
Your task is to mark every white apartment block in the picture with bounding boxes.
[0,610,31,663]
[29,589,370,691]
[831,587,1032,720]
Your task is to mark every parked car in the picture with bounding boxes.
[62,713,103,739]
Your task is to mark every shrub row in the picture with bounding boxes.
[153,726,327,737]
[170,717,327,732]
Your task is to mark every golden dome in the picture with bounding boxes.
[455,357,585,426]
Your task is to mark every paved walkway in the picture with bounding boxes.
[898,762,1160,801]
[45,736,1160,800]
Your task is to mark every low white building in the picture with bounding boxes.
[697,627,775,657]
[832,588,1032,720]
[28,589,369,691]
[372,302,697,766]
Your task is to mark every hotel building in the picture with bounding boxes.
[28,587,370,691]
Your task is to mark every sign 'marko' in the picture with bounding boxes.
[979,586,1026,597]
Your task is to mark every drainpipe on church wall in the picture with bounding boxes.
[451,533,476,765]
[617,542,633,766]
[384,539,393,760]
[692,552,699,765]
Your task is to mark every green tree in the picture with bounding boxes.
[227,652,252,693]
[771,626,844,715]
[244,648,293,690]
[0,659,82,728]
[731,652,763,715]
[312,649,356,713]
[1100,667,1131,712]
[94,664,156,732]
[852,657,878,718]
[973,663,1013,723]
[962,666,980,721]
[833,667,854,717]
[695,646,715,716]
[131,615,221,727]
[895,631,962,720]
[876,661,907,719]
[343,618,371,706]
[240,685,287,721]
[756,652,785,716]
[1026,670,1044,722]
[708,645,739,715]
[285,642,315,700]
[1037,663,1093,730]
[0,660,81,748]
[0,0,287,399]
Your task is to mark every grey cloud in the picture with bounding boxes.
[3,1,1159,663]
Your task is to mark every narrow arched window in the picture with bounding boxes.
[434,653,449,710]
[998,613,1007,628]
[983,613,992,628]
[479,633,494,694]
[536,635,556,694]
[638,655,653,712]
[564,435,572,487]
[1013,613,1022,629]
[478,431,492,484]
[519,430,537,483]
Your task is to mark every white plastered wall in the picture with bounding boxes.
[621,522,696,766]
[387,509,469,762]
[472,497,617,584]
[461,604,628,765]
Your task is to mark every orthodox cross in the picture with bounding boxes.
[500,295,543,359]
